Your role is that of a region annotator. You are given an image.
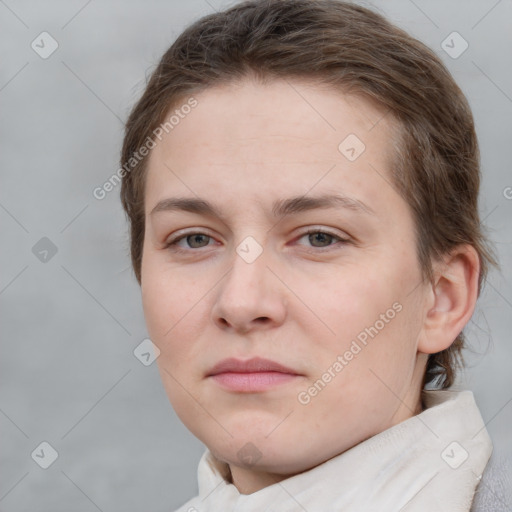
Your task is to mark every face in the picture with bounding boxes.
[141,78,430,490]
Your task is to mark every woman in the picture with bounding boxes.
[119,1,503,510]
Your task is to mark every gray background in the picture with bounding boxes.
[1,0,511,510]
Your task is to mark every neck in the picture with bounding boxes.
[227,466,289,494]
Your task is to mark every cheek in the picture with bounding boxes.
[295,259,420,381]
[290,264,395,339]
[334,296,423,412]
[141,255,215,377]
[141,256,194,346]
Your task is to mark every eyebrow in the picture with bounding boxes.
[149,193,375,219]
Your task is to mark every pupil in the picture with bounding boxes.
[189,234,208,248]
[309,232,332,247]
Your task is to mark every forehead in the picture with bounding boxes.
[155,78,393,150]
[144,78,401,216]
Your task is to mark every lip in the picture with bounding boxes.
[206,357,302,392]
[207,357,299,376]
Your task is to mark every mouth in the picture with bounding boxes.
[206,357,302,392]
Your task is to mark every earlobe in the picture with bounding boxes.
[418,245,480,355]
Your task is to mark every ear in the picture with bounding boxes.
[418,245,480,355]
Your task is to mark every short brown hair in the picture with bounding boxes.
[120,0,497,388]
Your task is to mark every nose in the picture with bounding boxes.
[211,244,287,334]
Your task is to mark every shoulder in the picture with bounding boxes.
[470,452,512,512]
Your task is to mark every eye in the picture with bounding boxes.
[296,229,349,249]
[165,232,215,251]
[164,228,350,254]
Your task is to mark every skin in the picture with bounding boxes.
[140,77,479,494]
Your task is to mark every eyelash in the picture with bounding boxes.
[164,228,350,254]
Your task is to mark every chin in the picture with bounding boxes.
[207,430,315,472]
